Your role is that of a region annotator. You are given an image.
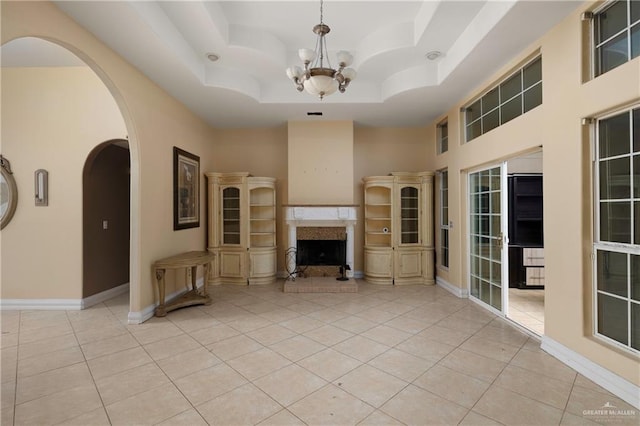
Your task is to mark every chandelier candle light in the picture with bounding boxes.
[286,0,357,100]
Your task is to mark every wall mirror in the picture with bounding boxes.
[1,155,18,229]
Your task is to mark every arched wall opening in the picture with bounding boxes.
[0,37,139,315]
[83,140,131,305]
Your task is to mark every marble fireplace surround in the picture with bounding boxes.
[284,205,357,279]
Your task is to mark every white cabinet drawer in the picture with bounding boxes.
[525,267,545,286]
[523,248,544,266]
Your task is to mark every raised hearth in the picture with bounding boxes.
[283,277,358,293]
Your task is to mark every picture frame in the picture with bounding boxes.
[173,147,200,230]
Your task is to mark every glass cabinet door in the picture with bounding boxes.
[222,187,241,244]
[400,186,419,244]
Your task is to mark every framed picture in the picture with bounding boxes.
[173,147,200,230]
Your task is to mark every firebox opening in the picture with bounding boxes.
[296,239,346,266]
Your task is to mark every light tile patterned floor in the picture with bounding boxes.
[508,288,544,336]
[1,281,637,425]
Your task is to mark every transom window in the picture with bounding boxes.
[464,57,542,142]
[438,121,448,154]
[594,106,640,353]
[593,0,640,76]
[440,170,449,268]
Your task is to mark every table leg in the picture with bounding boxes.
[203,262,212,305]
[191,265,197,292]
[155,268,167,317]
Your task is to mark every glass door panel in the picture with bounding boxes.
[469,166,506,312]
[222,187,241,245]
[400,186,419,244]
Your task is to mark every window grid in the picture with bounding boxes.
[594,106,640,354]
[440,170,449,268]
[469,168,502,311]
[594,0,640,76]
[438,121,449,154]
[464,57,542,142]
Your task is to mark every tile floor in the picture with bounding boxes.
[2,281,638,425]
[508,289,544,336]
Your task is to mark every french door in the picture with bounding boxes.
[469,164,508,313]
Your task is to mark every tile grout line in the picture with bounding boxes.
[65,306,114,426]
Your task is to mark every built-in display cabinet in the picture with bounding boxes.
[507,174,544,289]
[206,172,277,285]
[363,172,434,285]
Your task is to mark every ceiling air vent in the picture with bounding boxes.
[307,112,323,116]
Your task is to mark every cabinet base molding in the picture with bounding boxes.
[364,276,394,285]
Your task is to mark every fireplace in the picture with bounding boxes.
[296,239,346,266]
[285,206,357,279]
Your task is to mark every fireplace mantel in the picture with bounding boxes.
[285,205,357,227]
[284,206,357,279]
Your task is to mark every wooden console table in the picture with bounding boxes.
[153,251,215,317]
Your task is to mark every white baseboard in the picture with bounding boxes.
[0,299,82,310]
[436,276,468,298]
[127,304,155,324]
[541,336,640,409]
[0,283,130,311]
[128,277,204,325]
[82,283,129,309]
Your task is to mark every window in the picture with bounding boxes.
[440,170,449,268]
[593,0,640,76]
[438,121,448,154]
[594,106,640,353]
[464,57,542,142]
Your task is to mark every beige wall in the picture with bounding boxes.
[210,125,429,275]
[354,126,430,272]
[1,67,127,299]
[426,2,640,386]
[209,127,288,273]
[288,121,354,205]
[1,2,217,313]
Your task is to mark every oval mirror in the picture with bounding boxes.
[1,156,18,229]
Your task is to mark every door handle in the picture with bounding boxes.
[497,232,504,249]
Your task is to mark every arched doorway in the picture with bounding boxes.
[82,140,131,306]
[1,37,138,317]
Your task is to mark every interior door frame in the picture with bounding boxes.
[466,162,509,316]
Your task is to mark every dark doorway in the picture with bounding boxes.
[83,140,130,298]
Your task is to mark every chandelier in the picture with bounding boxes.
[285,0,356,100]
